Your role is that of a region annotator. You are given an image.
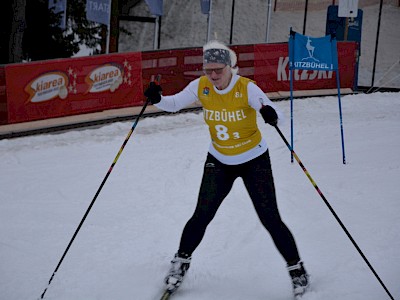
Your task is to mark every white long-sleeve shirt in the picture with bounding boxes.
[155,74,283,165]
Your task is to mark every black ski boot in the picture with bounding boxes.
[287,261,309,298]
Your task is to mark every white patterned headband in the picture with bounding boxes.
[203,48,231,66]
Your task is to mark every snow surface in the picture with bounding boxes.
[1,92,400,300]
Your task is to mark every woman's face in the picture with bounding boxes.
[203,63,232,90]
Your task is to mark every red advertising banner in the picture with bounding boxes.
[0,67,7,125]
[141,42,356,97]
[5,52,143,123]
[254,42,357,92]
[1,42,357,125]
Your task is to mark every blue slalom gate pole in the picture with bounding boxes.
[290,68,294,163]
[336,71,346,164]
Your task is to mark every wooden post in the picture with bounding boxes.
[109,0,119,53]
[344,17,349,41]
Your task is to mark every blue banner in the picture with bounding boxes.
[48,0,67,29]
[86,0,111,25]
[289,31,338,71]
[200,0,210,14]
[145,0,163,16]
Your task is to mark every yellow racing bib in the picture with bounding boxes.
[198,76,262,156]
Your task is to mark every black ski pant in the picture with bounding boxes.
[178,150,301,265]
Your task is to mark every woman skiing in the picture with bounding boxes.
[144,40,309,298]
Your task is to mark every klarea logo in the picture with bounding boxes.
[25,72,69,103]
[86,63,124,93]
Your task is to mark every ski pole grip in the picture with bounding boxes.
[152,74,162,86]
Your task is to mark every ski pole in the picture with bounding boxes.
[39,75,161,299]
[274,125,395,300]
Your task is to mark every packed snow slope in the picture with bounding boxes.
[1,92,400,300]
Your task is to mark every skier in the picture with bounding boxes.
[144,40,309,298]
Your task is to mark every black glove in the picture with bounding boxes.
[144,82,162,104]
[260,105,278,126]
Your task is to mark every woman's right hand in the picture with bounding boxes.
[144,82,162,104]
